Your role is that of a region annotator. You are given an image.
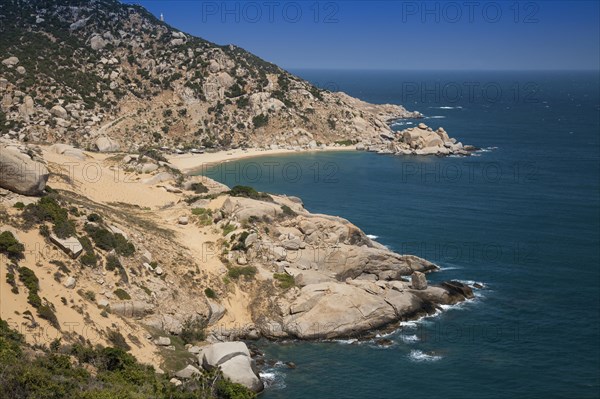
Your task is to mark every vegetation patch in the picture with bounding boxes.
[227,266,257,280]
[84,225,135,256]
[273,273,295,289]
[0,231,25,259]
[22,196,76,239]
[229,185,273,202]
[280,205,297,218]
[204,287,217,299]
[113,288,131,300]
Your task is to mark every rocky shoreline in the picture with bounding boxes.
[357,122,478,157]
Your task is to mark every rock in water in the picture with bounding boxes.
[411,271,428,290]
[0,143,49,195]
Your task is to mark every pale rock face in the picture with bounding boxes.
[0,143,49,195]
[1,56,19,67]
[63,276,76,289]
[49,235,83,259]
[200,342,263,392]
[19,96,34,121]
[49,144,87,161]
[411,271,428,290]
[95,137,120,152]
[90,35,107,50]
[50,105,68,119]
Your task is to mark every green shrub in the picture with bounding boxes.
[105,254,121,271]
[204,287,217,299]
[190,182,208,194]
[106,330,131,351]
[13,202,24,210]
[179,318,207,344]
[87,213,102,222]
[227,266,257,280]
[18,267,41,308]
[280,204,297,218]
[231,231,250,252]
[22,196,76,239]
[113,288,131,300]
[0,231,25,259]
[37,304,60,330]
[252,113,269,128]
[222,223,236,236]
[229,185,273,202]
[273,273,295,289]
[85,225,135,257]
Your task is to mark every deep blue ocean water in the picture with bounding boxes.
[202,71,600,398]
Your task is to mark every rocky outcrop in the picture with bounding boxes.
[199,342,263,392]
[213,192,475,340]
[358,123,476,157]
[0,141,49,195]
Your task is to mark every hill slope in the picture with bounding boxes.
[0,0,418,151]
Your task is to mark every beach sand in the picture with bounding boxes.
[167,146,356,174]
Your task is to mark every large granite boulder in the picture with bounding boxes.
[200,342,263,392]
[95,137,120,152]
[0,143,49,195]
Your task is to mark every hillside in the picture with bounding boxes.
[0,0,419,151]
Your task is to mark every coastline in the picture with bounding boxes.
[167,145,357,174]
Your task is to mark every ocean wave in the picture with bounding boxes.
[409,350,442,362]
[429,106,463,110]
[366,234,379,239]
[424,115,446,119]
[260,369,287,390]
[400,334,420,343]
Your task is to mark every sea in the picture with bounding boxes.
[200,70,600,399]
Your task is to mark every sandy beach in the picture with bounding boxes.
[167,145,357,174]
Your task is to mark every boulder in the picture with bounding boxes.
[49,234,83,259]
[19,96,34,121]
[200,342,263,392]
[95,137,120,152]
[110,301,153,318]
[175,365,201,379]
[0,144,49,195]
[63,277,76,289]
[411,271,427,290]
[208,300,226,325]
[49,144,87,160]
[1,57,19,67]
[90,35,107,50]
[154,336,171,346]
[16,66,25,75]
[178,217,189,225]
[50,105,68,119]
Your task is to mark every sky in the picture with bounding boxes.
[123,0,600,71]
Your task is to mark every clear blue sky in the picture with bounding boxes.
[124,0,600,70]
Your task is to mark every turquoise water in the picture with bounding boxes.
[202,71,600,398]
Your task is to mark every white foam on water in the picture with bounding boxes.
[400,334,420,343]
[425,115,446,119]
[430,106,463,110]
[331,338,359,345]
[366,234,379,239]
[260,370,286,390]
[409,350,442,362]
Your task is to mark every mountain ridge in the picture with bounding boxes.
[0,0,419,152]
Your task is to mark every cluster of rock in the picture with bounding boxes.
[168,342,263,392]
[358,123,477,156]
[213,192,475,340]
